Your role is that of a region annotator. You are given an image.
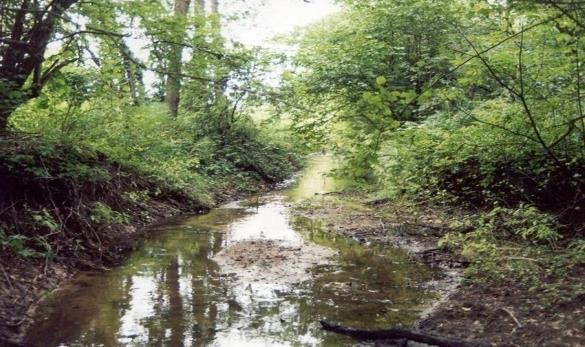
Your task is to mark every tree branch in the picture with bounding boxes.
[320,321,488,347]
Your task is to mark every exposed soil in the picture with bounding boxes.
[213,240,336,285]
[293,193,465,268]
[419,280,585,347]
[292,192,585,347]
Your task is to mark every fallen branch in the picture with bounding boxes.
[499,307,523,329]
[0,262,14,290]
[320,320,488,347]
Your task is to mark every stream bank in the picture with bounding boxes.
[20,155,442,346]
[9,153,582,346]
[291,191,585,346]
[0,135,288,346]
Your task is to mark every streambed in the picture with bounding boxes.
[23,156,440,347]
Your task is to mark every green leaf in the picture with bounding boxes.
[375,76,386,86]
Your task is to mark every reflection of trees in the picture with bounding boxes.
[26,209,439,347]
[291,215,437,329]
[167,256,185,346]
[92,275,133,345]
[140,228,226,346]
[24,269,135,346]
[143,269,166,345]
[24,225,228,346]
[190,232,222,347]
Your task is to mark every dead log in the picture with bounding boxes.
[320,320,489,347]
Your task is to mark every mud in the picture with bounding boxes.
[213,240,336,285]
[292,192,585,347]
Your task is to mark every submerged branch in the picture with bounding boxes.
[320,320,489,347]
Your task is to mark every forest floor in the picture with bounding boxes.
[292,192,585,347]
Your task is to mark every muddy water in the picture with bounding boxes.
[24,156,438,347]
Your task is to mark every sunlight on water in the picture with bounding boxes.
[285,154,346,202]
[24,155,438,347]
[223,196,303,246]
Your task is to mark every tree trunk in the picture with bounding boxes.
[211,0,218,15]
[166,257,185,346]
[195,0,205,16]
[119,41,143,106]
[0,0,79,132]
[0,88,26,134]
[166,0,192,118]
[209,0,229,131]
[210,0,220,34]
[0,108,11,133]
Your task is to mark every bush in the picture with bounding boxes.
[0,134,204,265]
[375,112,585,233]
[10,94,300,206]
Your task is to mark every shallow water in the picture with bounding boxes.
[24,155,438,347]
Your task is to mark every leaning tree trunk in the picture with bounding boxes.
[0,0,79,132]
[209,0,229,132]
[166,0,192,118]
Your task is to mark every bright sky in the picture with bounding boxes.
[133,0,339,92]
[225,0,339,48]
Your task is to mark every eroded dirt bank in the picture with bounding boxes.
[0,137,278,346]
[0,191,204,346]
[0,181,200,345]
[291,192,585,347]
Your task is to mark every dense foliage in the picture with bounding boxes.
[0,1,583,344]
[0,0,301,261]
[284,0,585,236]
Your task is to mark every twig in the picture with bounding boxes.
[0,262,15,290]
[499,307,523,328]
[504,256,543,264]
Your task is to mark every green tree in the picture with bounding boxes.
[285,0,461,179]
[0,0,79,131]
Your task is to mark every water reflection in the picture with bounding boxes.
[284,155,347,202]
[222,196,303,246]
[24,156,438,347]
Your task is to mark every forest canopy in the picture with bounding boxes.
[1,0,301,197]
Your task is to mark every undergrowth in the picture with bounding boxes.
[0,134,201,267]
[0,97,301,265]
[439,205,585,306]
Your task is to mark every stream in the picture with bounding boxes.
[23,156,440,347]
